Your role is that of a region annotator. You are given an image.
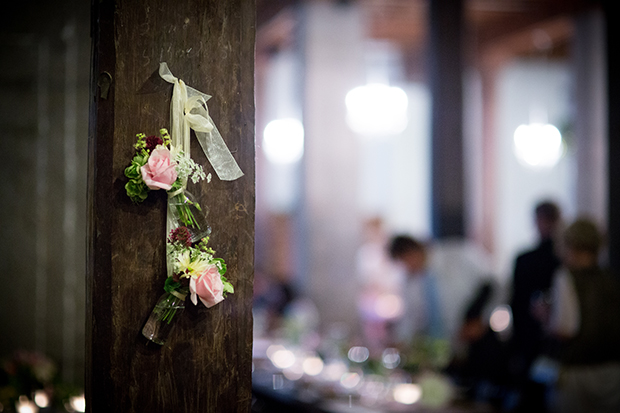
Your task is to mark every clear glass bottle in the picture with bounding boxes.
[142,291,186,345]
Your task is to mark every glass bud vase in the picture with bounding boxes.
[142,291,186,345]
[168,191,212,242]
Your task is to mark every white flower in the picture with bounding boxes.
[173,149,207,184]
[176,250,210,278]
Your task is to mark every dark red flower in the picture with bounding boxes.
[145,135,163,151]
[169,226,192,247]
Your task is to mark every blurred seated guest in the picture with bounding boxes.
[388,235,494,346]
[389,235,444,343]
[509,200,562,411]
[546,218,620,413]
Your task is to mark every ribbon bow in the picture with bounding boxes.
[159,62,244,181]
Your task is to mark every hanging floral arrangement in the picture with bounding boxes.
[124,63,244,345]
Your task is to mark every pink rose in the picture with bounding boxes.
[140,147,178,190]
[190,264,224,308]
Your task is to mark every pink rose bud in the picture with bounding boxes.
[140,147,178,190]
[190,265,224,308]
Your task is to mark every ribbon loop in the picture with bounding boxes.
[159,62,244,181]
[185,96,214,133]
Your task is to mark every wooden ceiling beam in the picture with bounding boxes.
[480,15,574,68]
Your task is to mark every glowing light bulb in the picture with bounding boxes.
[513,123,563,168]
[345,84,408,136]
[262,118,304,164]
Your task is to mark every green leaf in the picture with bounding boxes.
[169,180,182,193]
[136,153,149,166]
[125,180,148,203]
[124,163,135,178]
[222,278,234,295]
[125,152,148,180]
[164,276,181,293]
[211,258,227,275]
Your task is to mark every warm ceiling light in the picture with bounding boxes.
[345,83,408,137]
[513,123,563,168]
[262,118,305,164]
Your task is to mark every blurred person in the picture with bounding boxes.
[544,218,620,413]
[508,200,562,411]
[388,235,445,343]
[388,235,494,347]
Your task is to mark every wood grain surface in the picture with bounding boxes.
[87,1,255,411]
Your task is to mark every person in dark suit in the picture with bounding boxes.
[509,201,561,411]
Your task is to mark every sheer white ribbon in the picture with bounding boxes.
[158,62,244,181]
[159,63,243,281]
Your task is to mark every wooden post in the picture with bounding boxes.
[87,1,255,411]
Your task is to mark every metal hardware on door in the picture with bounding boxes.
[97,72,112,99]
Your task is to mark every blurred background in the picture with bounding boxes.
[0,0,613,411]
[253,0,610,411]
[254,0,606,333]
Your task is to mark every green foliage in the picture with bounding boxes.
[124,149,150,203]
[160,128,171,146]
[133,132,149,151]
[196,237,214,254]
[163,276,181,293]
[169,179,183,194]
[210,257,227,276]
[125,180,149,203]
[221,275,234,296]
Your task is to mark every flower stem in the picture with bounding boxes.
[174,200,201,229]
[161,307,177,324]
[156,294,184,324]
